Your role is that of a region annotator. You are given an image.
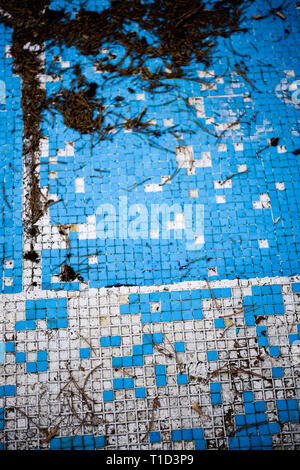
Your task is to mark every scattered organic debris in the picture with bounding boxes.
[141,395,160,442]
[143,330,174,360]
[205,362,271,384]
[114,368,136,379]
[220,304,258,318]
[251,1,287,22]
[48,66,105,135]
[270,137,279,146]
[2,183,11,209]
[57,224,71,254]
[205,277,222,314]
[0,0,274,448]
[65,362,95,411]
[230,418,282,437]
[179,256,206,270]
[82,363,103,392]
[252,14,264,20]
[216,111,247,141]
[192,401,203,415]
[256,136,280,157]
[23,246,40,263]
[62,362,107,431]
[14,407,64,443]
[122,177,152,192]
[43,418,66,444]
[276,11,286,20]
[219,169,248,185]
[75,333,98,356]
[0,0,251,238]
[60,263,84,283]
[220,317,235,336]
[234,62,257,90]
[224,407,235,435]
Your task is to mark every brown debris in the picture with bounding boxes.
[23,247,40,263]
[60,264,83,283]
[192,401,203,415]
[141,395,160,442]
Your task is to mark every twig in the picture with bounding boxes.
[204,278,222,314]
[83,363,103,391]
[2,183,11,209]
[220,170,248,184]
[234,63,256,90]
[230,419,280,437]
[230,366,271,382]
[220,305,258,319]
[76,332,97,356]
[65,362,95,410]
[121,177,151,192]
[141,396,160,442]
[194,120,218,138]
[216,113,245,141]
[43,417,66,443]
[179,256,205,270]
[15,407,48,436]
[159,165,182,186]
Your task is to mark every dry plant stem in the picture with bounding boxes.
[141,396,160,442]
[2,183,11,209]
[205,363,270,384]
[220,169,248,184]
[76,332,97,356]
[230,419,280,437]
[15,407,64,442]
[205,277,222,314]
[15,407,48,436]
[220,305,258,318]
[43,417,66,443]
[65,362,95,410]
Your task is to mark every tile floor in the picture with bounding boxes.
[0,0,299,450]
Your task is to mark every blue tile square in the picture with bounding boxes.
[37,361,48,372]
[243,392,254,403]
[210,382,221,393]
[172,430,182,442]
[15,352,26,363]
[149,431,160,443]
[80,348,90,359]
[103,390,114,402]
[100,336,111,347]
[182,429,193,441]
[214,318,225,328]
[177,374,188,385]
[207,350,218,361]
[211,393,222,405]
[110,336,121,346]
[269,346,280,357]
[194,439,206,450]
[155,365,166,375]
[94,436,106,448]
[156,375,167,386]
[133,355,143,366]
[135,387,146,398]
[174,342,185,352]
[26,362,37,373]
[192,428,203,439]
[37,350,47,361]
[5,342,15,353]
